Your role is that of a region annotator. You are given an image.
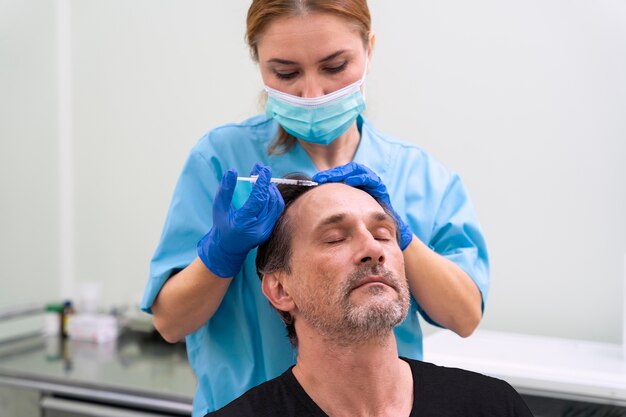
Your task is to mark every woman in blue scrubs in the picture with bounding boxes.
[141,1,489,415]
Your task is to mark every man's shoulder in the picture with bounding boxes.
[205,367,319,417]
[205,376,283,417]
[404,358,533,415]
[406,357,514,392]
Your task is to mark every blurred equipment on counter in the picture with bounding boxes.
[66,314,119,344]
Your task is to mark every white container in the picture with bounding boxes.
[66,314,118,343]
[43,312,61,336]
[75,282,102,314]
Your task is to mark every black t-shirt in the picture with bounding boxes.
[206,358,534,417]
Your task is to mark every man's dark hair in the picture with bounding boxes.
[256,174,316,347]
[256,174,400,348]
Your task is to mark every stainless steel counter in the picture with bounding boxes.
[0,330,195,416]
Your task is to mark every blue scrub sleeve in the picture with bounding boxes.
[141,149,221,314]
[417,173,490,328]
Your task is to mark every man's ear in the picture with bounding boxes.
[261,272,295,313]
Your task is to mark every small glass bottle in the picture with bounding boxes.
[62,300,75,338]
[44,303,64,336]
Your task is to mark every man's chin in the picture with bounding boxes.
[346,297,407,328]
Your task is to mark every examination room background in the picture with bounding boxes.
[1,0,625,345]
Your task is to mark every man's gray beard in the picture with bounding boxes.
[300,264,410,346]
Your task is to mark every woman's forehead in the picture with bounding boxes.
[257,13,363,60]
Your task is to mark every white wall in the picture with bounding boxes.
[367,0,626,342]
[0,0,60,336]
[1,0,625,343]
[70,0,261,310]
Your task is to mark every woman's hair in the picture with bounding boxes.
[245,0,372,155]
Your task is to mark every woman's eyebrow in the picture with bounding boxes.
[318,50,347,64]
[266,50,348,66]
[267,57,298,65]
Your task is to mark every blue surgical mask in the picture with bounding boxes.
[265,67,367,145]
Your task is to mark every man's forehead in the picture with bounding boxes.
[289,183,386,226]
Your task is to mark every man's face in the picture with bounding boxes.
[281,183,409,345]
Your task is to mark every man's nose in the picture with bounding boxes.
[356,233,386,265]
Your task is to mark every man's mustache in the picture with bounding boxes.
[345,264,401,293]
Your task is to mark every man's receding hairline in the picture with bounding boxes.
[290,184,397,234]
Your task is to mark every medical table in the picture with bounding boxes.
[0,330,194,416]
[425,329,626,416]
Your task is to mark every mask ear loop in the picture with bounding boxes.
[359,57,369,85]
[358,58,369,100]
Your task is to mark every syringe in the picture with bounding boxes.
[237,175,318,187]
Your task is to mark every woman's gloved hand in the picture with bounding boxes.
[198,162,285,278]
[313,162,413,250]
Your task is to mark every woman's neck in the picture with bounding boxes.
[298,123,361,171]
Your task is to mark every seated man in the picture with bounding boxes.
[207,178,532,417]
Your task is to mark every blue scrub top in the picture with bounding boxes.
[141,114,489,416]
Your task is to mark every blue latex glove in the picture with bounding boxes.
[313,162,413,250]
[198,162,285,278]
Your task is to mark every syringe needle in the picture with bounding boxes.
[237,176,318,187]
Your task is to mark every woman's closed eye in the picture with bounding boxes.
[272,61,347,80]
[323,61,347,75]
[274,69,299,80]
